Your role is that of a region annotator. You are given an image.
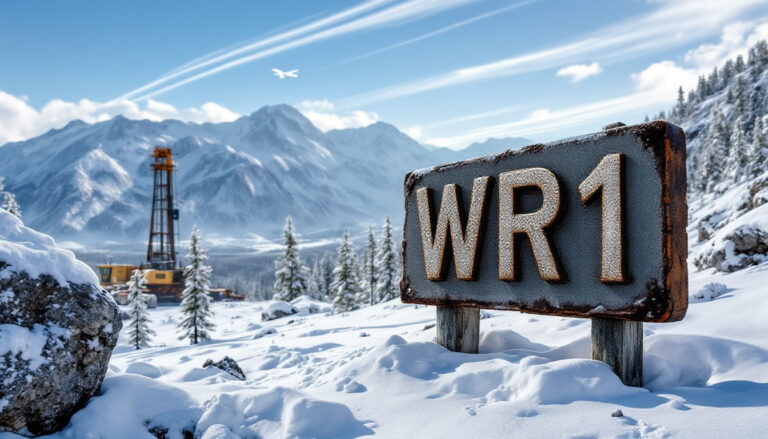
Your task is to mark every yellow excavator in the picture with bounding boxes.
[97,147,243,304]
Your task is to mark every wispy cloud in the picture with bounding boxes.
[317,0,537,70]
[117,0,391,101]
[556,62,602,82]
[120,0,479,102]
[425,17,768,149]
[425,92,661,148]
[338,0,766,107]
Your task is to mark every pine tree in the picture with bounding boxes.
[2,192,21,218]
[361,226,378,306]
[702,110,730,192]
[126,269,155,349]
[319,252,335,301]
[748,117,767,177]
[178,226,215,344]
[331,230,362,313]
[272,217,309,302]
[674,86,686,121]
[374,216,399,303]
[307,258,325,300]
[727,120,749,182]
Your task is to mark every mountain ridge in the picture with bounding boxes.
[0,105,531,245]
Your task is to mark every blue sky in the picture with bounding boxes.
[1,0,768,148]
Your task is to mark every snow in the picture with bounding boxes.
[0,255,762,438]
[0,210,99,287]
[0,323,50,370]
[262,301,298,321]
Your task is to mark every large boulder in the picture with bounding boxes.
[0,211,121,436]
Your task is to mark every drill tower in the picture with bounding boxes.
[146,147,178,270]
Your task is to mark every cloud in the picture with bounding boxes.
[0,91,240,145]
[630,60,697,98]
[338,0,767,107]
[320,0,536,69]
[298,100,378,131]
[121,0,480,101]
[556,62,603,82]
[684,19,768,69]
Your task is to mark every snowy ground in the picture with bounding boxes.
[2,260,766,439]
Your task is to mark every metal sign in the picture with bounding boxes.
[400,121,687,322]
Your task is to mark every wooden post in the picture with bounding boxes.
[591,318,643,386]
[436,305,479,353]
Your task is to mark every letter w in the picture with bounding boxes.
[416,177,490,281]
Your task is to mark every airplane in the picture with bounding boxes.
[272,68,298,79]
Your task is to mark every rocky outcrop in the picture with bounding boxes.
[0,211,121,436]
[694,225,768,272]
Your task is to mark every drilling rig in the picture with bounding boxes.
[97,147,243,304]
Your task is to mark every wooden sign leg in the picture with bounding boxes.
[436,305,479,353]
[591,318,643,386]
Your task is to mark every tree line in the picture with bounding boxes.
[272,216,401,314]
[649,39,768,194]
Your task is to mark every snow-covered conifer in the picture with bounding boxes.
[307,258,325,301]
[2,192,21,218]
[361,226,378,306]
[748,117,767,177]
[319,251,335,301]
[374,216,399,303]
[331,230,362,313]
[126,269,155,349]
[272,217,309,301]
[727,120,749,182]
[178,226,215,344]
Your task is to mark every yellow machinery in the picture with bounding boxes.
[97,264,138,286]
[97,147,244,304]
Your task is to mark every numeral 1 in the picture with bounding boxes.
[578,153,625,283]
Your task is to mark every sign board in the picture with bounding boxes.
[400,121,687,322]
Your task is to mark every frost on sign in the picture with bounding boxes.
[400,121,688,322]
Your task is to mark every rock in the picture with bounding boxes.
[694,226,768,272]
[611,409,624,418]
[690,282,728,302]
[0,212,121,436]
[261,301,298,321]
[252,327,277,339]
[749,176,768,209]
[202,356,246,381]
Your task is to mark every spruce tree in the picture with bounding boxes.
[361,226,378,305]
[331,230,362,314]
[178,226,215,344]
[319,251,335,301]
[374,216,399,303]
[307,258,325,301]
[272,217,309,301]
[2,192,21,218]
[749,117,767,177]
[727,121,749,182]
[126,269,155,349]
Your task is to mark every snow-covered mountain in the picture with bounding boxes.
[0,105,529,245]
[657,39,768,273]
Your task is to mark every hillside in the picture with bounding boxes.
[0,108,528,246]
[658,40,768,273]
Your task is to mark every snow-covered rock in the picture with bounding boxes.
[261,301,298,321]
[0,211,121,436]
[690,282,729,302]
[693,204,768,272]
[202,356,246,381]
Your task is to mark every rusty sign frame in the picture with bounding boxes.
[400,121,687,322]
